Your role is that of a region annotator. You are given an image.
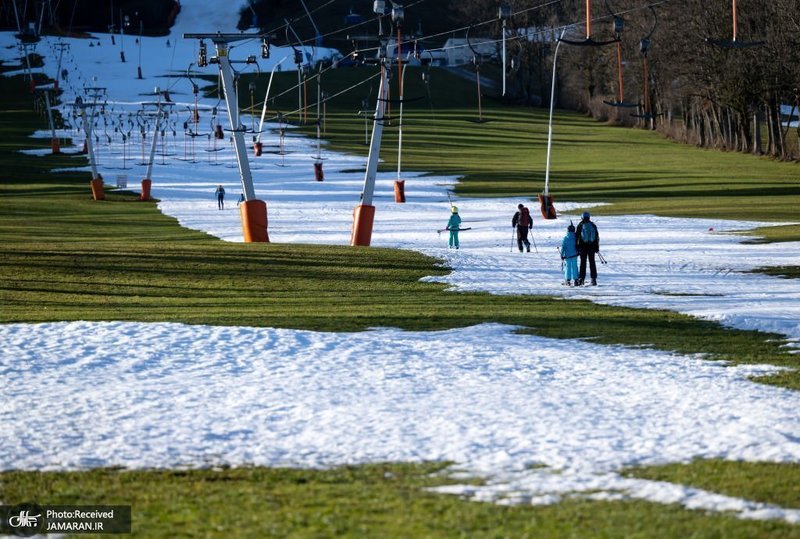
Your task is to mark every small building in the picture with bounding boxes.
[442,38,497,67]
[781,104,799,128]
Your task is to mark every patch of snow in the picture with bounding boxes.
[3,321,800,523]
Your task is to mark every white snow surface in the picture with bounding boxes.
[3,321,800,523]
[3,2,800,523]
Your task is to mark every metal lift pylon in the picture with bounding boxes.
[72,96,104,200]
[184,32,269,242]
[351,62,389,246]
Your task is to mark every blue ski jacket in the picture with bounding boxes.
[561,231,578,259]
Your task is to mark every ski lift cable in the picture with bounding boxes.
[410,0,564,54]
[421,0,674,58]
[253,49,359,110]
[253,0,666,89]
[251,22,416,117]
[228,0,339,50]
[59,1,634,132]
[53,0,673,127]
[262,71,380,124]
[255,0,428,51]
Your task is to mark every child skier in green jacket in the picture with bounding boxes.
[447,206,462,249]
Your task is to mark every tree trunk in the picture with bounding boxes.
[698,110,707,147]
[753,109,763,155]
[766,96,784,158]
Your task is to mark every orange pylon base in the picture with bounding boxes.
[539,193,557,220]
[90,178,105,201]
[240,199,269,243]
[314,161,324,182]
[51,138,60,154]
[253,141,263,157]
[394,180,406,203]
[350,204,375,247]
[140,179,152,201]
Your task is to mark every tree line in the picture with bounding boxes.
[1,0,180,37]
[450,0,800,159]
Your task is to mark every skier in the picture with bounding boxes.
[215,184,225,210]
[575,211,600,286]
[512,203,533,252]
[447,206,462,249]
[560,223,579,286]
[236,193,245,207]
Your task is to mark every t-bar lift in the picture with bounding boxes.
[183,32,270,242]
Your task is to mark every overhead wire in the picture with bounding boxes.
[244,0,675,114]
[49,0,680,136]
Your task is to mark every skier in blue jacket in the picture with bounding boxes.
[560,223,579,286]
[447,206,462,249]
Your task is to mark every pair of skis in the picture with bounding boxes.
[437,227,472,233]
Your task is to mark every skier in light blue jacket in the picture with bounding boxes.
[447,206,462,249]
[560,223,579,286]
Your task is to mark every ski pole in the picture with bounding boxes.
[598,252,607,264]
[530,228,538,253]
[510,227,516,252]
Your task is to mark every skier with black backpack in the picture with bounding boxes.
[575,211,600,285]
[512,204,533,253]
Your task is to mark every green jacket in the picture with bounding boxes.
[447,214,462,230]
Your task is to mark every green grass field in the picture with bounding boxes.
[3,66,800,537]
[4,464,800,538]
[249,67,800,241]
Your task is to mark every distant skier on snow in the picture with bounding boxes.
[447,206,462,249]
[512,204,533,252]
[560,223,579,286]
[215,185,225,210]
[575,211,600,286]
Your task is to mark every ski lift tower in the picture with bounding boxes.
[71,96,104,200]
[35,83,60,154]
[183,32,270,242]
[351,0,391,246]
[541,29,567,220]
[498,3,512,97]
[139,88,175,201]
[53,42,70,92]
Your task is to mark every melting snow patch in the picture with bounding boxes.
[2,322,800,522]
